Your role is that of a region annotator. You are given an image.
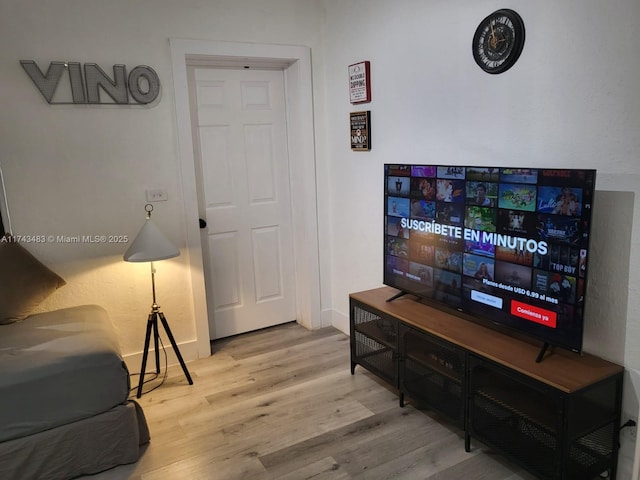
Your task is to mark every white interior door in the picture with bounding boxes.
[189,66,297,339]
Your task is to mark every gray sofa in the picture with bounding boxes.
[0,304,149,479]
[0,239,149,479]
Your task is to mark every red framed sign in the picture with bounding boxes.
[349,61,371,104]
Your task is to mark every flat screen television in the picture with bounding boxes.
[384,164,596,355]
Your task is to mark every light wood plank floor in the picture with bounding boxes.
[84,323,538,480]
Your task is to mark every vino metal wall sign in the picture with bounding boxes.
[20,60,161,105]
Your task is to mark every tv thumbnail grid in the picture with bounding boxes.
[384,164,594,329]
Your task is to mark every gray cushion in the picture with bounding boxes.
[0,239,66,324]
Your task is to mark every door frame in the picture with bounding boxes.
[170,39,321,358]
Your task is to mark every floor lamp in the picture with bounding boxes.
[124,204,193,398]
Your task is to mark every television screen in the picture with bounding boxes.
[384,164,596,353]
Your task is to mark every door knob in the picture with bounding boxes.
[199,218,207,229]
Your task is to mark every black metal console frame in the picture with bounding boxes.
[349,296,623,480]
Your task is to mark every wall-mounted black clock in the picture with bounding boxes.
[473,9,525,74]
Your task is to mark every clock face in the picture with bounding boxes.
[473,9,525,74]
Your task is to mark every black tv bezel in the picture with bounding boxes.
[383,164,596,354]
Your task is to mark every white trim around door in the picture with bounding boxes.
[170,39,321,358]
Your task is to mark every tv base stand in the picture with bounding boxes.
[536,341,553,363]
[385,290,409,302]
[350,287,623,480]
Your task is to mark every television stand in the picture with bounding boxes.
[536,341,553,363]
[350,286,624,480]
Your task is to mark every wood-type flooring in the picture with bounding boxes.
[84,322,539,480]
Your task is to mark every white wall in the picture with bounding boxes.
[0,0,325,360]
[319,1,640,478]
[2,0,640,476]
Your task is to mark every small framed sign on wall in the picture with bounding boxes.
[349,61,371,104]
[350,111,371,151]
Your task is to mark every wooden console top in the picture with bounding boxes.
[350,287,623,393]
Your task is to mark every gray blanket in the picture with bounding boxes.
[0,305,130,442]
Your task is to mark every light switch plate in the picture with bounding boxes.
[146,189,168,202]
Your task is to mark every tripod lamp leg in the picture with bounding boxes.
[158,312,194,385]
[136,313,155,398]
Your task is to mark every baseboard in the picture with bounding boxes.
[122,339,202,375]
[329,308,349,336]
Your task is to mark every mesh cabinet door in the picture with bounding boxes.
[350,300,399,387]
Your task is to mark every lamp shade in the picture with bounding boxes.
[124,217,179,262]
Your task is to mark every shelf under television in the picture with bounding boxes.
[474,385,615,477]
[474,385,557,435]
[353,319,397,350]
[404,349,463,385]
